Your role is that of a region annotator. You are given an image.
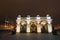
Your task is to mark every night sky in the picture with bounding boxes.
[0,0,60,26]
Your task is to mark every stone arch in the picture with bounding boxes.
[40,20,48,33]
[30,21,37,33]
[20,20,27,33]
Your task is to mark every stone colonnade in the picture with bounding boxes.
[16,15,52,33]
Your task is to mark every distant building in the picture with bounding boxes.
[16,14,53,33]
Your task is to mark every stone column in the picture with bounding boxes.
[37,24,42,33]
[26,24,30,33]
[48,23,52,33]
[47,19,52,33]
[46,14,52,33]
[26,15,31,33]
[36,15,41,33]
[16,15,21,33]
[16,24,20,33]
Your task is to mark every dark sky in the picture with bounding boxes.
[0,0,60,26]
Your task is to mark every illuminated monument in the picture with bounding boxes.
[16,14,52,33]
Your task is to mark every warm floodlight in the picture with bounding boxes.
[46,14,51,19]
[36,15,40,24]
[36,15,40,19]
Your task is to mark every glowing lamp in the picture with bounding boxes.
[46,14,51,19]
[36,15,40,24]
[47,17,51,19]
[36,15,40,19]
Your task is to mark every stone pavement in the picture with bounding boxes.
[0,32,60,40]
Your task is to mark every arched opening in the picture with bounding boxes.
[30,21,37,33]
[40,20,48,33]
[20,20,27,33]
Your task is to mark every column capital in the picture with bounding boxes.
[47,19,52,24]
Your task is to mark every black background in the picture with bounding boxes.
[0,0,60,26]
